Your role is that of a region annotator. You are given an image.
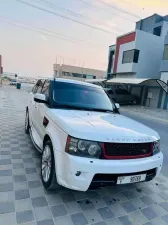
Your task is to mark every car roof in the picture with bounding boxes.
[41,78,103,89]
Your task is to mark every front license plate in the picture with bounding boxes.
[117,174,146,184]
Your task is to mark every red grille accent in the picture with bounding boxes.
[102,142,153,159]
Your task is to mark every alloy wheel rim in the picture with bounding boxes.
[42,145,52,182]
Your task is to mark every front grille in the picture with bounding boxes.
[103,142,152,159]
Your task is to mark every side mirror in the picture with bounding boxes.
[34,93,47,103]
[115,103,120,109]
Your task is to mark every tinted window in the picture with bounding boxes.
[36,80,44,93]
[53,81,115,111]
[32,85,38,94]
[133,50,140,63]
[122,50,134,63]
[163,45,168,60]
[153,26,162,36]
[42,80,50,98]
[122,49,140,64]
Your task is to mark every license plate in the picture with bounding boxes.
[117,174,146,184]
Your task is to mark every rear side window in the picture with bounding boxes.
[42,80,50,98]
[32,85,38,94]
[36,80,45,93]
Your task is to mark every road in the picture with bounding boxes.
[122,111,168,178]
[21,83,34,93]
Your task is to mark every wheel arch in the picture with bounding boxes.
[43,134,52,149]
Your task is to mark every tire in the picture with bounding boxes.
[41,140,59,190]
[25,110,30,134]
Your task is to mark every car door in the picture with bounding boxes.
[29,83,38,127]
[34,80,50,142]
[32,80,44,131]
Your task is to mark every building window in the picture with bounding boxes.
[72,73,83,78]
[107,50,115,74]
[163,45,168,60]
[62,71,96,79]
[122,49,140,64]
[86,75,94,79]
[153,26,162,36]
[133,50,140,63]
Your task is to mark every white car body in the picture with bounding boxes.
[27,78,163,191]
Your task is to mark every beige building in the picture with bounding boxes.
[53,64,106,81]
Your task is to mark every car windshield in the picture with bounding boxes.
[53,81,115,112]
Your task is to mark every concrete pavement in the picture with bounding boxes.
[1,86,168,225]
[121,109,168,180]
[121,106,168,124]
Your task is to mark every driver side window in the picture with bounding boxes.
[37,80,45,93]
[32,85,38,94]
[42,80,50,99]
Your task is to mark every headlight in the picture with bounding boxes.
[66,136,102,158]
[153,140,160,155]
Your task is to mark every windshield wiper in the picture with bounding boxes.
[54,103,88,110]
[90,108,114,113]
[54,103,114,113]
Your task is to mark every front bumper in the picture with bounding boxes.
[55,151,163,191]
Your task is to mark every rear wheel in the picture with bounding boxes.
[25,110,30,134]
[41,140,59,190]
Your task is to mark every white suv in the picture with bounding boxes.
[25,78,163,191]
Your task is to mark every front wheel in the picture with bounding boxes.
[41,140,59,190]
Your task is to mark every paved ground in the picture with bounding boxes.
[1,86,168,225]
[121,107,168,179]
[121,106,168,124]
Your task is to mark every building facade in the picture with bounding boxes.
[107,13,168,110]
[160,34,168,84]
[53,64,106,81]
[107,14,168,80]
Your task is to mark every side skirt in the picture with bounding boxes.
[30,127,42,154]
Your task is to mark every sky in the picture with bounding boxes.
[0,0,168,77]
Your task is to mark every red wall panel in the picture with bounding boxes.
[113,32,136,73]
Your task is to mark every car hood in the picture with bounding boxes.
[47,109,159,143]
